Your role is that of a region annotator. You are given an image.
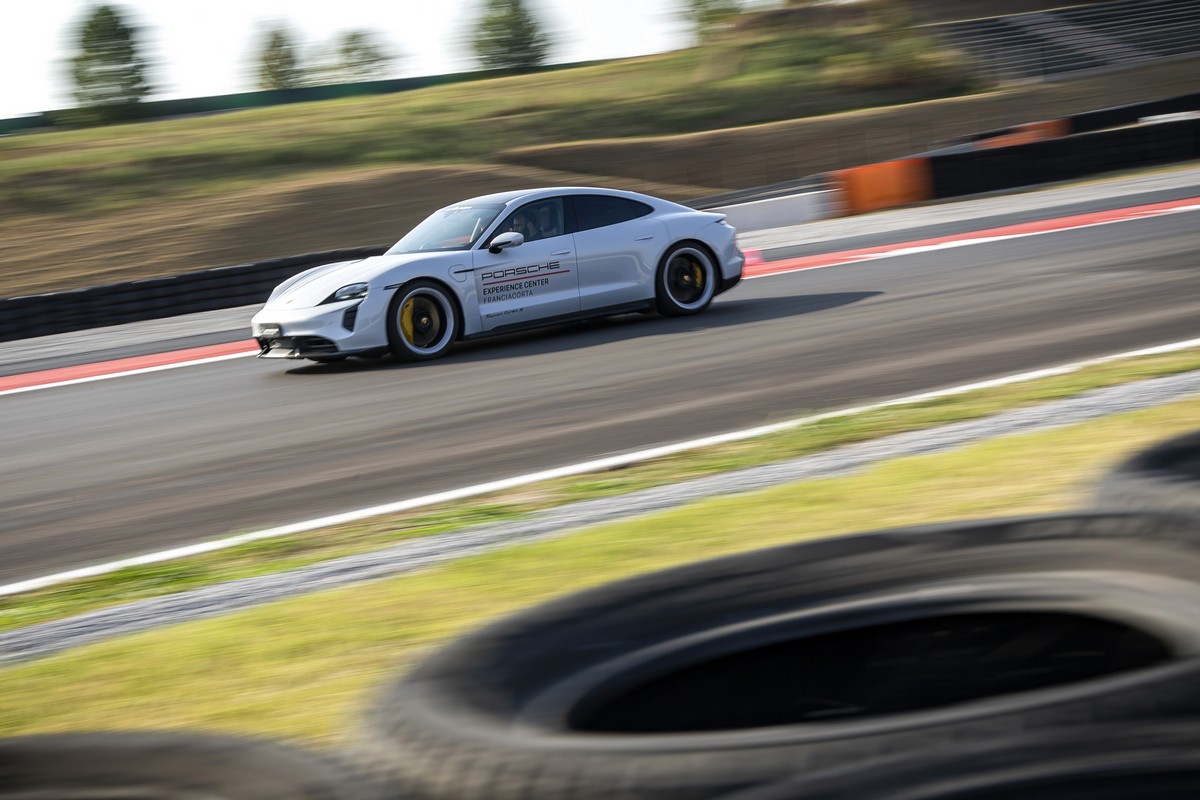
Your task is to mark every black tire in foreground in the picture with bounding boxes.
[0,731,378,799]
[365,513,1200,800]
[1095,429,1200,514]
[726,722,1200,799]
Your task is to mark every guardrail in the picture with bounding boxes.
[714,190,842,233]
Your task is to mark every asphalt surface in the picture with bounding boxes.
[2,209,1199,583]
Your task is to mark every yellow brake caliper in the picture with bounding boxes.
[401,297,415,344]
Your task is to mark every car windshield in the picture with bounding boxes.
[386,203,505,254]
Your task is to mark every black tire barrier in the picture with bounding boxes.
[930,117,1200,199]
[0,246,386,344]
[1070,91,1200,136]
[0,730,380,799]
[365,512,1200,800]
[963,92,1200,144]
[1095,429,1200,515]
[723,722,1200,799]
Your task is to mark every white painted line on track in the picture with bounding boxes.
[4,334,1200,597]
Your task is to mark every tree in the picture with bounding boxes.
[334,29,396,82]
[69,4,151,123]
[257,24,304,90]
[472,0,551,71]
[687,0,742,39]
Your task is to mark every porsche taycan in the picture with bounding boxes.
[251,187,744,362]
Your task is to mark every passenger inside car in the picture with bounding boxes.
[534,204,561,239]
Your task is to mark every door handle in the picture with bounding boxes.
[552,250,572,256]
[634,235,655,241]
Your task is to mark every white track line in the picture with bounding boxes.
[3,335,1200,597]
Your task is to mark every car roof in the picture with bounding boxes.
[457,186,668,208]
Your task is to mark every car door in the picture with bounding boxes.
[473,197,580,332]
[569,195,666,312]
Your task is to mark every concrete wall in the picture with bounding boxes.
[715,190,842,233]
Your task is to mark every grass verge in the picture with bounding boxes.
[2,345,1199,637]
[0,389,1197,745]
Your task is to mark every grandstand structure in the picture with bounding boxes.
[933,0,1200,82]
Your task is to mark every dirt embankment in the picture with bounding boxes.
[498,58,1200,190]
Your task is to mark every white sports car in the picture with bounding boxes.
[251,186,744,362]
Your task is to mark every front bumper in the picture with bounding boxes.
[251,295,389,359]
[256,335,341,359]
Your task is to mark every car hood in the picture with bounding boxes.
[266,252,460,308]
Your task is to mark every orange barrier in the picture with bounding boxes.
[831,158,933,216]
[977,119,1070,149]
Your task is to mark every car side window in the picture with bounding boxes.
[492,198,566,245]
[572,196,654,232]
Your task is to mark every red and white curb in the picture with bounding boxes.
[0,341,258,397]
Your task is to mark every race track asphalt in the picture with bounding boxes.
[2,209,1197,583]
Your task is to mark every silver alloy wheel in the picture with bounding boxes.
[393,283,457,359]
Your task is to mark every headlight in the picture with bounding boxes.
[323,283,369,304]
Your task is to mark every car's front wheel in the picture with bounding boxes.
[386,280,460,362]
[656,242,717,317]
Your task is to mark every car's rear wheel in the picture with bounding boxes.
[386,280,460,362]
[657,243,717,317]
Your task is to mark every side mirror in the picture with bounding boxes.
[488,231,524,254]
